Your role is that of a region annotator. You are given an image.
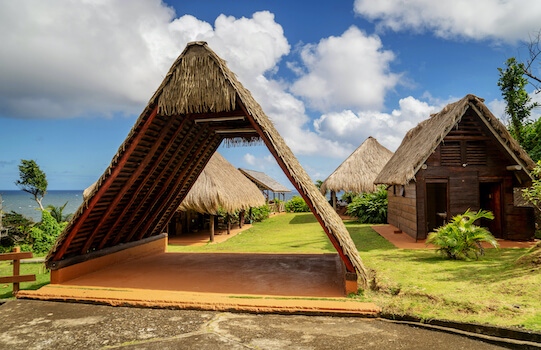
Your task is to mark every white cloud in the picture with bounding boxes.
[290,26,400,112]
[314,96,443,151]
[0,2,288,119]
[242,153,276,170]
[354,0,541,42]
[243,153,257,166]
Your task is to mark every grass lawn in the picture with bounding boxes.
[2,212,539,331]
[170,212,541,331]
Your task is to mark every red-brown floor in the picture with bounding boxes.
[56,252,345,297]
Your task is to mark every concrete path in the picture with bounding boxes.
[0,299,508,350]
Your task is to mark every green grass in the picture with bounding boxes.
[0,260,50,298]
[170,213,541,331]
[2,213,539,331]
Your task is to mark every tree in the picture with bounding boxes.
[46,201,73,223]
[15,159,48,211]
[523,29,541,92]
[523,161,541,212]
[498,57,539,146]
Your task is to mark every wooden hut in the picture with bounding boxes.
[375,94,536,241]
[238,168,291,211]
[45,41,367,291]
[173,152,265,241]
[320,136,393,210]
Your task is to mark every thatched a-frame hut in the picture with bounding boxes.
[375,94,536,241]
[45,41,367,292]
[173,152,265,241]
[238,168,291,202]
[320,137,393,209]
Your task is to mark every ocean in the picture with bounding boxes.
[0,190,84,222]
[0,189,308,222]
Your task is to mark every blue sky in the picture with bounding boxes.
[1,0,540,190]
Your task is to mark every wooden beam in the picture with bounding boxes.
[146,136,222,238]
[0,275,36,284]
[214,128,257,134]
[97,116,189,250]
[80,116,178,254]
[220,133,261,139]
[123,125,212,243]
[136,133,220,241]
[209,214,215,242]
[443,136,490,141]
[506,165,522,171]
[188,111,245,119]
[52,106,159,262]
[194,116,245,123]
[237,98,356,272]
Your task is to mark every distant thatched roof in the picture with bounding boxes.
[375,94,536,185]
[321,137,393,194]
[46,41,367,284]
[178,153,265,214]
[238,168,291,193]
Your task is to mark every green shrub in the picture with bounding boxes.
[345,188,387,224]
[248,204,271,222]
[285,196,310,212]
[28,210,66,254]
[0,211,34,248]
[340,192,359,204]
[426,209,498,260]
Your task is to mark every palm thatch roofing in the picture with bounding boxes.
[178,152,265,214]
[375,94,536,185]
[320,137,393,195]
[238,168,291,193]
[45,41,367,284]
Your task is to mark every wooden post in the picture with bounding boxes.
[226,214,231,235]
[0,247,35,296]
[209,214,215,242]
[332,191,337,210]
[239,210,244,228]
[12,247,20,295]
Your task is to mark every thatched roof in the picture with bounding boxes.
[178,152,265,214]
[238,168,291,193]
[320,137,393,194]
[375,94,536,185]
[45,41,367,284]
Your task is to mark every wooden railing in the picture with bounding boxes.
[0,247,36,295]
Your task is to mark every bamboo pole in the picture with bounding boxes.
[209,214,215,242]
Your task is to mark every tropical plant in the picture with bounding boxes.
[345,187,387,224]
[340,192,359,204]
[46,201,73,223]
[523,161,541,212]
[426,209,499,260]
[498,57,540,159]
[15,159,48,210]
[285,196,310,213]
[0,211,34,249]
[28,210,67,254]
[247,204,271,222]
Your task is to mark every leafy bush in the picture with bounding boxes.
[28,210,67,254]
[285,196,310,213]
[523,160,541,212]
[426,209,498,260]
[0,211,34,248]
[248,204,271,222]
[345,188,387,224]
[340,192,359,204]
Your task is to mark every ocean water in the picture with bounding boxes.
[0,189,308,223]
[0,190,84,222]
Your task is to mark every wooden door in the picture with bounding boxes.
[479,182,502,238]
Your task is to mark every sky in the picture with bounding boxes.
[1,0,541,191]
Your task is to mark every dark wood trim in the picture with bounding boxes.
[193,116,245,123]
[52,106,159,262]
[187,111,246,119]
[47,234,167,270]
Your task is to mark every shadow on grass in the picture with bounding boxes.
[287,212,317,224]
[0,281,49,299]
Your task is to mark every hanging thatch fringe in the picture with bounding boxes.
[178,152,265,215]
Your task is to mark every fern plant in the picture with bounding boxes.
[426,209,499,260]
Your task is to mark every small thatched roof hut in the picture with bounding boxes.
[45,41,367,290]
[178,152,265,215]
[238,168,290,202]
[321,137,393,196]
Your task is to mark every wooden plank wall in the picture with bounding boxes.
[387,183,417,239]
